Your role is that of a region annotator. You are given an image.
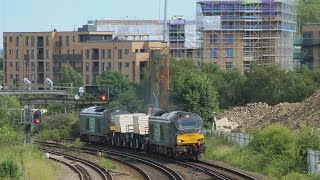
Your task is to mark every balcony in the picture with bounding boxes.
[53,54,83,61]
[92,67,99,74]
[92,54,99,60]
[37,54,44,60]
[38,67,44,73]
[53,67,62,73]
[37,42,44,47]
[55,41,62,48]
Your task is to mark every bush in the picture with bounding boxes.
[98,159,117,170]
[0,158,20,179]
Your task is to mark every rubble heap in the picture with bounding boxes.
[217,90,320,133]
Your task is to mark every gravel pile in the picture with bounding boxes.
[217,90,320,133]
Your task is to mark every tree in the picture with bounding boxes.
[297,0,320,26]
[169,71,219,125]
[97,70,144,112]
[60,66,83,87]
[0,70,3,85]
[97,70,133,100]
[0,57,3,70]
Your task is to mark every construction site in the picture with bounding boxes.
[216,89,320,133]
[80,16,197,58]
[196,0,297,72]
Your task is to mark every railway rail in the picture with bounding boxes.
[39,146,112,180]
[39,139,257,180]
[37,141,182,180]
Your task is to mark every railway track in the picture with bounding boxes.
[39,140,257,180]
[39,146,112,180]
[38,141,183,180]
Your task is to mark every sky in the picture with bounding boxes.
[0,0,196,49]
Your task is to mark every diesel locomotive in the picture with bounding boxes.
[79,106,206,159]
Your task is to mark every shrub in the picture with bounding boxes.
[0,158,20,179]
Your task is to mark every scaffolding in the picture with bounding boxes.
[196,0,297,72]
[86,17,197,58]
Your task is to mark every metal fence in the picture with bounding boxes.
[308,149,320,173]
[207,130,253,147]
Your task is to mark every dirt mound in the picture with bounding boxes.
[217,90,320,133]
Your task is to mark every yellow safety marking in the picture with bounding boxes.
[176,133,205,145]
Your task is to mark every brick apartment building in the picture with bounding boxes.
[3,30,166,87]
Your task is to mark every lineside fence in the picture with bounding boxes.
[307,149,320,174]
[206,130,252,147]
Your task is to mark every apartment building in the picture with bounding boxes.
[196,0,297,72]
[301,24,320,69]
[3,30,166,87]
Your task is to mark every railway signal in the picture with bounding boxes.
[100,89,108,101]
[33,110,42,124]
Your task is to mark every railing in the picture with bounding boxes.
[92,54,99,60]
[37,54,44,60]
[207,130,252,147]
[37,42,44,47]
[53,54,83,61]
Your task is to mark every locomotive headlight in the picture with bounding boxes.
[178,140,182,143]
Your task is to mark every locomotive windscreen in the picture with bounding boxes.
[175,119,203,133]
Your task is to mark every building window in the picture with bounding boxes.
[86,49,90,59]
[16,74,19,82]
[107,62,111,69]
[15,62,19,71]
[31,50,35,59]
[66,36,69,46]
[226,48,233,58]
[25,36,29,46]
[59,36,63,46]
[210,34,218,44]
[72,36,75,42]
[10,62,13,67]
[226,34,233,44]
[118,62,122,71]
[46,49,50,59]
[9,50,13,54]
[31,62,35,71]
[140,49,145,52]
[46,36,50,46]
[25,62,29,71]
[10,74,13,79]
[86,62,89,72]
[210,48,218,58]
[125,49,129,54]
[46,74,50,79]
[107,49,112,59]
[16,50,20,59]
[101,62,105,71]
[15,36,19,46]
[31,36,35,46]
[25,74,29,79]
[118,49,122,59]
[102,49,106,59]
[125,62,129,67]
[86,75,90,84]
[73,49,75,55]
[226,62,233,70]
[31,74,35,83]
[46,62,50,71]
[9,37,13,42]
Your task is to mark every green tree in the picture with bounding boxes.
[169,71,219,125]
[60,66,83,87]
[297,0,320,26]
[0,57,3,70]
[97,70,144,112]
[0,96,21,126]
[0,70,3,85]
[97,70,133,100]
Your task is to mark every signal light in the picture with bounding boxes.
[99,88,108,101]
[33,110,42,124]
